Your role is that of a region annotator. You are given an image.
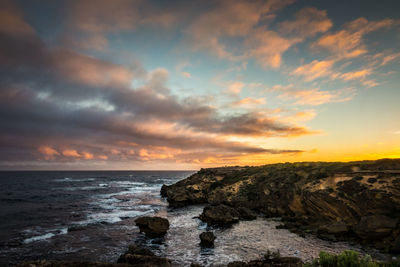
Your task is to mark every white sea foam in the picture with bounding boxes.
[23,228,68,244]
[54,177,96,182]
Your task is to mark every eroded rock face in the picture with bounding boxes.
[162,159,400,251]
[199,204,240,225]
[117,245,171,266]
[135,216,170,237]
[199,231,216,248]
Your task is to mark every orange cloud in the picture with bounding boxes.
[227,81,245,94]
[82,152,94,159]
[184,0,295,60]
[98,155,108,160]
[278,88,355,106]
[313,17,395,59]
[62,149,80,157]
[291,60,335,81]
[245,29,299,68]
[232,97,266,106]
[38,146,60,160]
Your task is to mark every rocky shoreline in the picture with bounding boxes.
[14,159,400,266]
[161,159,400,253]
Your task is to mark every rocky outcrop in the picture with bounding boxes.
[199,204,240,225]
[117,245,171,266]
[199,231,216,248]
[135,216,169,237]
[161,159,400,252]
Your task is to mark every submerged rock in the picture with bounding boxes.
[118,245,171,266]
[135,216,170,237]
[199,204,240,225]
[199,231,216,247]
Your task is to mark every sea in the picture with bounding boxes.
[0,171,390,266]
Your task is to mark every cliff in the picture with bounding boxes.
[161,159,400,253]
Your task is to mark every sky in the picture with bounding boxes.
[0,0,399,170]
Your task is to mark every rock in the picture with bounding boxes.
[190,264,204,267]
[135,216,170,237]
[318,221,349,236]
[160,184,168,197]
[367,178,377,183]
[199,231,216,248]
[118,245,171,267]
[199,204,240,225]
[237,207,257,220]
[354,215,398,240]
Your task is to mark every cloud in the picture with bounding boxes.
[183,0,295,60]
[312,17,396,59]
[275,86,355,105]
[62,149,81,157]
[279,7,332,39]
[245,28,299,69]
[232,97,266,106]
[66,0,177,50]
[227,81,245,94]
[291,59,335,81]
[0,13,317,168]
[340,68,373,81]
[38,146,60,160]
[0,0,35,37]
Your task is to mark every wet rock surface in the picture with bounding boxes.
[161,159,400,252]
[199,231,216,248]
[135,216,170,238]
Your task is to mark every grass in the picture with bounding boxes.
[304,250,400,267]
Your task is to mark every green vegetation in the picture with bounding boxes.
[304,250,400,267]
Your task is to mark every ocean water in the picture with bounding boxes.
[0,171,388,266]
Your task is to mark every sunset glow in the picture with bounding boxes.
[0,0,399,170]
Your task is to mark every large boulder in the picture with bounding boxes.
[199,231,216,248]
[199,204,240,225]
[118,245,171,266]
[354,215,398,240]
[135,216,170,237]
